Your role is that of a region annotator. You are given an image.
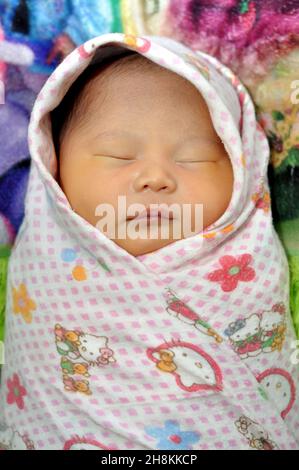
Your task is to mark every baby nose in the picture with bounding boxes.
[133,164,176,193]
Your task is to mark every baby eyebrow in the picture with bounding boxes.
[93,130,219,146]
[94,130,138,141]
[176,135,221,148]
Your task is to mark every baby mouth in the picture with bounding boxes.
[126,207,175,222]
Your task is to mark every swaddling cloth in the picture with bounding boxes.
[0,33,298,450]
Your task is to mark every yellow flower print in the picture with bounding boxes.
[221,224,234,234]
[124,34,138,47]
[123,34,151,53]
[12,283,36,324]
[240,153,246,168]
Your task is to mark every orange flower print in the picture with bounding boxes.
[12,282,36,324]
[221,224,234,234]
[207,254,256,292]
[202,231,217,239]
[72,265,87,281]
[252,189,271,213]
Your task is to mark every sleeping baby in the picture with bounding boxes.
[0,33,298,450]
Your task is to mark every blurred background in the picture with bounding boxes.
[0,0,299,337]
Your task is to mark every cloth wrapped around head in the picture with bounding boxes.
[0,33,298,450]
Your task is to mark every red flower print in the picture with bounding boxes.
[6,373,27,410]
[207,254,255,292]
[272,302,286,314]
[252,189,270,213]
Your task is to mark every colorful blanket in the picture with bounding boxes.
[0,0,299,341]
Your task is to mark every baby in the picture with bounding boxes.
[51,44,234,257]
[0,33,298,450]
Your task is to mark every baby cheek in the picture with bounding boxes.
[208,173,233,212]
[190,166,233,225]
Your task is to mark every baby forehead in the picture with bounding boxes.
[80,66,211,122]
[52,50,218,148]
[78,49,205,99]
[74,79,218,147]
[81,62,196,100]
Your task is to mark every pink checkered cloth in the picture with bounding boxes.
[0,33,298,450]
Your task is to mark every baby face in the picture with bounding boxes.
[58,62,233,256]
